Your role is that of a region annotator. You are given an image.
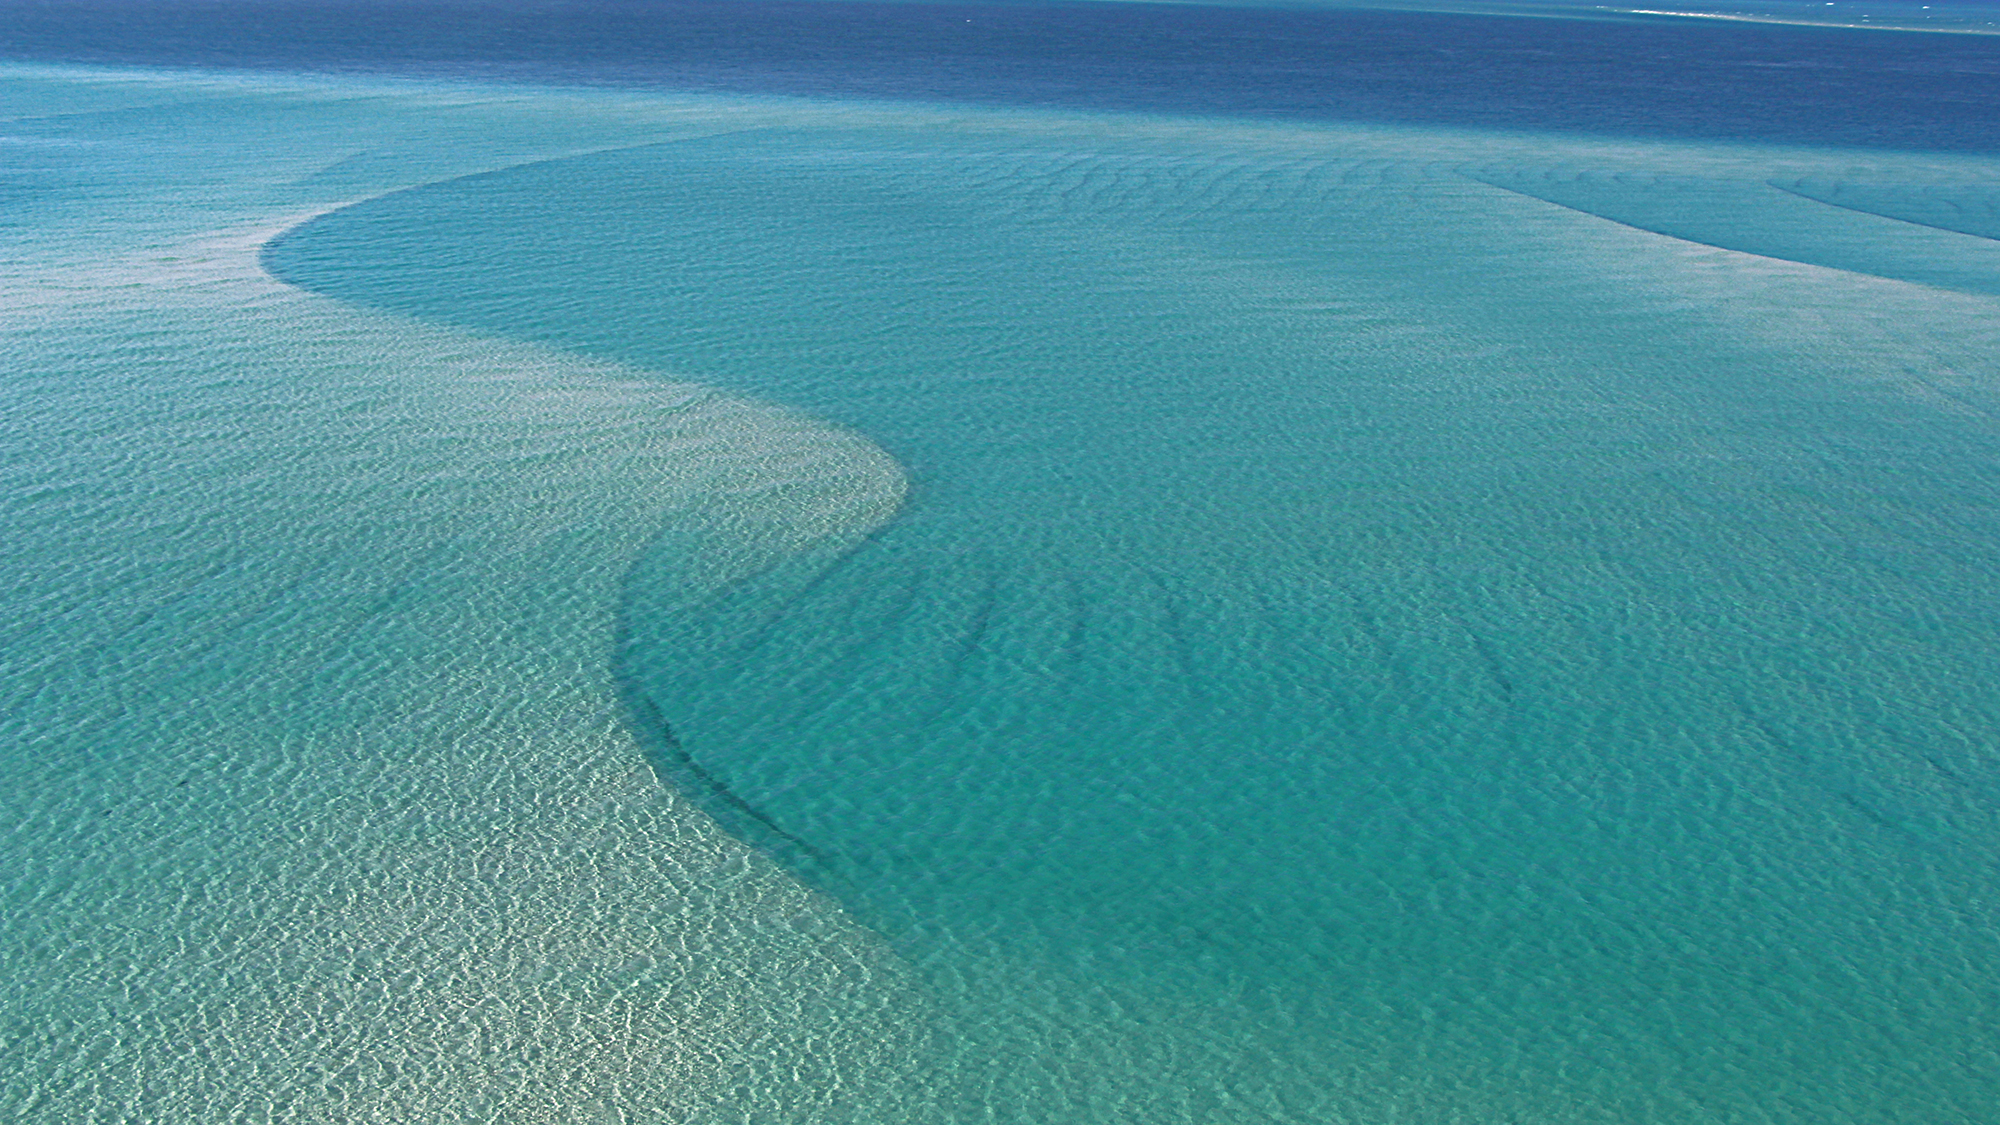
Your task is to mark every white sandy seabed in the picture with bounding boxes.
[0,68,925,1124]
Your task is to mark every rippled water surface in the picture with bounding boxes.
[7,5,2000,1121]
[1,74,924,1122]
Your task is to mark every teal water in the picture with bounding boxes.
[1,72,924,1121]
[8,62,2000,1122]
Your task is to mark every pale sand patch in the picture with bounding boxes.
[3,197,922,1122]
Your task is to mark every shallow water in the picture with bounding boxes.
[266,114,2000,1122]
[7,5,2000,1121]
[1,73,924,1122]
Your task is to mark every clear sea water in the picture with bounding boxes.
[5,2,2000,1121]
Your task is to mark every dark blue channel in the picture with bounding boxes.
[5,0,2000,152]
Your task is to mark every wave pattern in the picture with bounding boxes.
[1471,162,2000,294]
[1,74,924,1124]
[1772,176,2000,242]
[263,122,2000,1119]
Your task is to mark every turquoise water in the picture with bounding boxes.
[1,73,927,1121]
[8,60,2000,1123]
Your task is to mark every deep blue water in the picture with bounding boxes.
[5,0,2000,151]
